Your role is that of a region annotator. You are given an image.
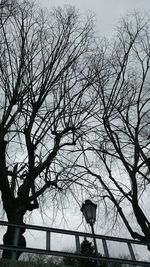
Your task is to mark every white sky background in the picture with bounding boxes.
[1,0,150,260]
[34,0,150,229]
[39,0,150,38]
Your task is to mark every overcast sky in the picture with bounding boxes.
[33,0,150,232]
[35,0,150,225]
[18,0,150,256]
[39,0,150,37]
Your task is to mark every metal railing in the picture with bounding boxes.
[0,220,150,266]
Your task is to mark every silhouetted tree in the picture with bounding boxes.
[0,0,95,259]
[63,238,97,267]
[79,238,97,267]
[63,255,77,266]
[76,12,150,247]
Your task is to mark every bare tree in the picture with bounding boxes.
[0,0,17,25]
[76,12,150,245]
[0,0,95,259]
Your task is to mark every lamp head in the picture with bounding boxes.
[81,199,97,225]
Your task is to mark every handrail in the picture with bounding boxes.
[0,220,149,246]
[0,220,150,266]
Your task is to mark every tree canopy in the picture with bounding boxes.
[1,0,150,260]
[76,12,150,245]
[0,0,96,259]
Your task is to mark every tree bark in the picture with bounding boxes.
[2,208,26,260]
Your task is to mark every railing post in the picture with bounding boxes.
[127,242,136,261]
[75,235,80,253]
[46,231,51,251]
[102,238,109,258]
[102,239,111,267]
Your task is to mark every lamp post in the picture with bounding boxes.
[81,199,98,255]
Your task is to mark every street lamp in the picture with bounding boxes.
[81,199,98,255]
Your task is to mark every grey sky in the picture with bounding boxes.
[39,0,150,37]
[13,0,150,255]
[33,0,150,234]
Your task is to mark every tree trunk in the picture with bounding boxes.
[2,208,26,260]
